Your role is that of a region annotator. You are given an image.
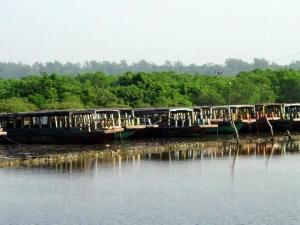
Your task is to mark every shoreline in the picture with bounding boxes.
[1,134,300,168]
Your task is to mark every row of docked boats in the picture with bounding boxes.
[0,103,299,144]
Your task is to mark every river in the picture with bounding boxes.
[1,137,300,225]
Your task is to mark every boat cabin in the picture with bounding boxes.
[0,109,122,132]
[119,108,145,129]
[255,104,283,120]
[133,108,194,128]
[282,103,300,121]
[0,114,6,136]
[193,106,213,125]
[229,105,256,123]
[210,106,231,122]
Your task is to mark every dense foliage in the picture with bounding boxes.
[0,69,300,112]
[2,58,300,78]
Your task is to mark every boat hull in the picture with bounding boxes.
[0,128,117,144]
[255,118,294,132]
[210,121,244,133]
[119,128,148,139]
[140,126,217,138]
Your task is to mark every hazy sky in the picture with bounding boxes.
[0,0,300,65]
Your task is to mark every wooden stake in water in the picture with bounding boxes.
[230,113,240,143]
[265,116,274,142]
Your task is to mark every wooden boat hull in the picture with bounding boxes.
[0,128,121,144]
[272,120,292,132]
[272,120,300,132]
[210,121,244,133]
[119,126,147,139]
[290,120,300,131]
[140,126,217,138]
[232,117,300,132]
[255,118,295,132]
[254,118,272,132]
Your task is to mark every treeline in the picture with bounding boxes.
[2,58,300,78]
[0,69,300,112]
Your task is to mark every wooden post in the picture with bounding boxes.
[64,116,67,128]
[118,111,121,127]
[39,117,42,129]
[286,130,291,141]
[87,114,91,132]
[265,116,274,141]
[93,113,97,131]
[73,115,76,128]
[21,117,24,128]
[230,113,240,143]
[54,116,58,128]
[68,114,72,128]
[111,114,115,128]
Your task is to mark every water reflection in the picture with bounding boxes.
[1,137,300,172]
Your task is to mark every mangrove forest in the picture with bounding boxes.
[0,69,300,112]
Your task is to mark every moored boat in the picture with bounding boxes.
[254,103,284,132]
[279,103,300,131]
[0,109,124,144]
[133,108,217,138]
[229,105,256,132]
[119,108,148,139]
[210,106,244,133]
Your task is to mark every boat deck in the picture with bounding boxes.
[241,119,257,124]
[198,124,218,128]
[100,128,124,134]
[125,125,146,129]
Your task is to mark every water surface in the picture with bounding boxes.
[1,138,300,225]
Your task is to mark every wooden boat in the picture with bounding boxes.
[119,109,147,139]
[209,106,244,133]
[193,105,256,133]
[133,108,217,138]
[229,105,256,132]
[276,103,300,131]
[193,106,213,126]
[0,109,124,144]
[254,103,284,132]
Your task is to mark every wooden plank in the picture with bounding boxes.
[198,124,218,128]
[0,131,7,136]
[125,125,146,129]
[100,128,124,134]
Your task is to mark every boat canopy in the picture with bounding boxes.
[133,107,193,115]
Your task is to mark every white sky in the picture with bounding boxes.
[0,0,300,65]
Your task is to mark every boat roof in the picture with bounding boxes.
[133,107,193,114]
[229,105,255,108]
[255,103,283,107]
[193,106,214,110]
[119,108,134,113]
[282,103,300,107]
[0,109,120,118]
[211,105,231,110]
[195,105,255,109]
